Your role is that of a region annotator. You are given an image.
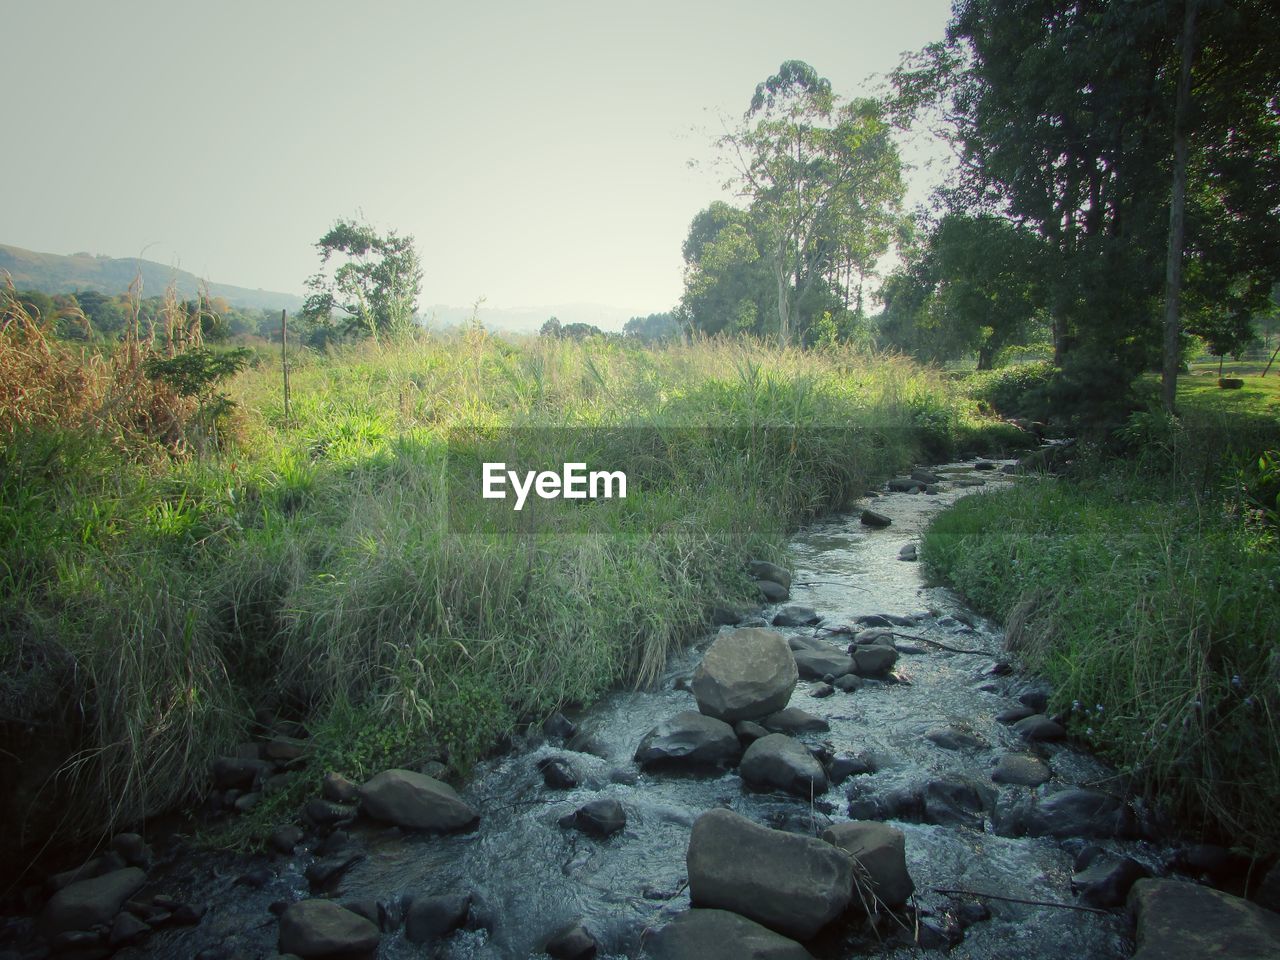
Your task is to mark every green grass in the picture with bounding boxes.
[1179,365,1280,418]
[923,417,1280,851]
[1,331,1020,857]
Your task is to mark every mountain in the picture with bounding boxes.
[0,243,304,311]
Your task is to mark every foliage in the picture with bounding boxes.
[143,348,252,400]
[924,474,1280,852]
[143,347,252,453]
[1237,450,1280,528]
[964,360,1055,417]
[0,283,196,454]
[623,312,681,344]
[0,329,1024,860]
[706,61,904,345]
[890,0,1280,421]
[879,214,1049,368]
[300,219,423,341]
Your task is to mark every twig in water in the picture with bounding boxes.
[812,625,991,656]
[886,630,991,656]
[933,887,1109,915]
[791,579,870,591]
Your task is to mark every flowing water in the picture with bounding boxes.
[25,461,1172,959]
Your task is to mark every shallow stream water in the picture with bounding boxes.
[35,461,1170,959]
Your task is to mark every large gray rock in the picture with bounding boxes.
[561,798,626,838]
[922,776,993,829]
[358,769,478,832]
[1129,878,1280,959]
[820,821,914,909]
[792,647,854,681]
[692,628,798,723]
[635,711,741,768]
[996,788,1134,839]
[211,756,273,789]
[851,645,898,678]
[740,734,828,797]
[760,708,829,734]
[687,809,854,940]
[991,753,1051,787]
[1012,714,1066,741]
[648,909,813,959]
[40,867,147,938]
[924,724,988,751]
[755,580,790,603]
[545,922,598,960]
[1072,857,1150,908]
[404,893,470,944]
[748,561,792,591]
[278,899,381,957]
[772,605,820,627]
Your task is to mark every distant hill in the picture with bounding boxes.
[0,243,304,311]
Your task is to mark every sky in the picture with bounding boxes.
[4,0,955,319]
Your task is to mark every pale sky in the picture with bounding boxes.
[4,0,954,317]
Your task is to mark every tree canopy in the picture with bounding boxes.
[880,213,1049,369]
[300,219,423,341]
[684,61,905,345]
[889,0,1280,412]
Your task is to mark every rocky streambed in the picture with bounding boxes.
[6,458,1279,960]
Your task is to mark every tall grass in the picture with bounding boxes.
[923,474,1280,852]
[1,314,1012,860]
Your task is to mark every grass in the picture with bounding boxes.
[1179,363,1280,418]
[923,373,1280,853]
[0,300,1022,862]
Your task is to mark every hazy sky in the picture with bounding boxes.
[4,1,954,316]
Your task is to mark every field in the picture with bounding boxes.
[0,302,1026,859]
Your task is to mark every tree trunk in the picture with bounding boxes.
[774,258,791,346]
[1162,0,1198,415]
[977,342,995,371]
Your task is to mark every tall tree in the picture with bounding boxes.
[1162,0,1199,412]
[300,219,423,341]
[678,202,774,337]
[720,61,904,345]
[880,213,1048,368]
[891,0,1279,422]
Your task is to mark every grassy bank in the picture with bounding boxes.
[923,387,1280,853]
[1,302,1021,860]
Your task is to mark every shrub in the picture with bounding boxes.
[965,360,1054,417]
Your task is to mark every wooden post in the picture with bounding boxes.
[1262,339,1280,378]
[281,309,291,427]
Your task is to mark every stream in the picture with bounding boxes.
[17,459,1171,959]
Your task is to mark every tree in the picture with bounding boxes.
[539,316,562,339]
[300,219,423,341]
[881,213,1048,369]
[678,202,774,337]
[623,312,681,344]
[720,61,905,345]
[892,0,1280,399]
[560,322,604,341]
